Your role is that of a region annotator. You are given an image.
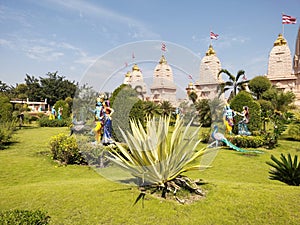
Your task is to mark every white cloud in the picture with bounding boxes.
[41,0,160,39]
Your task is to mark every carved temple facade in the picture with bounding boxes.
[266,28,300,106]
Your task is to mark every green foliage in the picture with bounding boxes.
[230,91,261,132]
[288,123,300,141]
[248,76,272,99]
[195,99,212,127]
[107,116,208,201]
[217,69,249,98]
[226,135,265,148]
[0,94,13,122]
[262,88,295,112]
[49,133,86,165]
[38,117,71,127]
[266,153,300,186]
[0,209,50,225]
[110,84,141,142]
[23,72,77,107]
[0,121,16,149]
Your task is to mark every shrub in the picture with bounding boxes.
[38,117,71,127]
[288,123,300,141]
[49,133,86,164]
[266,153,300,186]
[0,209,50,225]
[0,121,16,149]
[226,135,265,148]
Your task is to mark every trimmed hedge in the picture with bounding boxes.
[226,135,265,148]
[38,117,71,127]
[0,209,50,225]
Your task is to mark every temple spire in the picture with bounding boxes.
[293,27,300,74]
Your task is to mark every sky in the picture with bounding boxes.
[1,0,300,95]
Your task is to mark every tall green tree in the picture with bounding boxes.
[194,99,211,127]
[24,74,42,101]
[262,88,295,112]
[143,101,162,118]
[248,76,272,99]
[160,101,174,117]
[218,69,249,98]
[0,81,10,93]
[40,72,77,106]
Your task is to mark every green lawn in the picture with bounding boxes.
[0,126,299,225]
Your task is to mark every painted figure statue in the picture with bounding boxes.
[102,100,114,145]
[223,104,235,135]
[57,107,63,120]
[49,107,56,120]
[94,96,104,143]
[236,106,251,136]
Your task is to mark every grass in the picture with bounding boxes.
[0,125,300,224]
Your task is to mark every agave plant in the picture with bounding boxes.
[106,116,208,202]
[266,153,300,186]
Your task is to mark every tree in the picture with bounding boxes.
[0,94,13,122]
[194,99,211,127]
[143,101,162,118]
[160,101,174,117]
[0,81,10,93]
[262,88,295,112]
[13,83,28,100]
[40,72,77,106]
[218,69,249,98]
[24,74,42,101]
[248,76,272,99]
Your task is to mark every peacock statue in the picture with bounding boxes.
[210,125,263,154]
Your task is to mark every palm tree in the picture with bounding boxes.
[217,69,249,98]
[143,101,162,118]
[160,101,174,117]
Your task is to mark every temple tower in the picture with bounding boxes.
[189,45,222,99]
[293,27,300,105]
[267,34,297,93]
[123,64,147,99]
[150,55,177,105]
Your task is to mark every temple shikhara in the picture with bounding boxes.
[186,44,222,99]
[267,28,300,106]
[123,27,300,107]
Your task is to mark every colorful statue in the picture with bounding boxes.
[94,97,104,143]
[223,104,235,135]
[49,107,56,120]
[236,106,251,136]
[57,107,63,120]
[102,100,114,145]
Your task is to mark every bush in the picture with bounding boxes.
[226,135,265,148]
[0,209,50,225]
[288,123,300,141]
[0,121,16,149]
[38,117,71,127]
[49,133,86,164]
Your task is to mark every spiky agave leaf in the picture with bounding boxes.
[266,153,300,186]
[107,116,208,186]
